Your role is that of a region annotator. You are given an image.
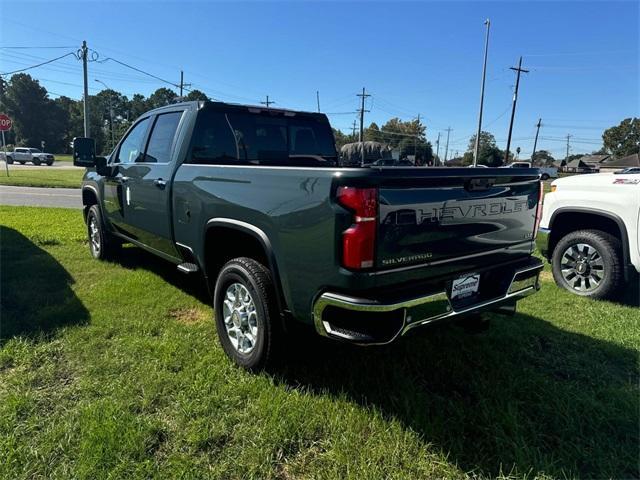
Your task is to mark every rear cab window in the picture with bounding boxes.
[143,111,183,163]
[188,107,337,167]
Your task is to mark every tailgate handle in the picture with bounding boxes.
[466,177,496,192]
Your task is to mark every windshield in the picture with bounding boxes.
[190,109,337,167]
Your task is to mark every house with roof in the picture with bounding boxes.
[564,158,599,173]
[599,153,640,173]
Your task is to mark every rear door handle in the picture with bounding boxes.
[154,178,167,189]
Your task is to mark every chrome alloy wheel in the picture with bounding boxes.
[222,283,259,354]
[560,243,604,292]
[89,215,101,256]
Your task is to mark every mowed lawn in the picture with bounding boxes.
[0,168,84,188]
[0,206,638,479]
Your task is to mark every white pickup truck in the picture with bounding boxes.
[2,147,55,166]
[505,161,558,180]
[537,172,640,299]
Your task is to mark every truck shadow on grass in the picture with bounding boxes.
[0,227,89,343]
[272,317,639,479]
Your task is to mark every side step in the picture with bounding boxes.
[177,262,199,274]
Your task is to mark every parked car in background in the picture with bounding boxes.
[1,147,55,166]
[504,161,558,180]
[615,167,640,174]
[537,172,640,299]
[73,100,544,369]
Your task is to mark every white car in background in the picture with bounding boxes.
[537,171,640,299]
[504,161,558,180]
[2,147,55,166]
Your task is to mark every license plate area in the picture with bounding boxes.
[450,273,481,307]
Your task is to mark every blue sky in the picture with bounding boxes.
[1,1,638,158]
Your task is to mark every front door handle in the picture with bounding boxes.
[154,178,167,189]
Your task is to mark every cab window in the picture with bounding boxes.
[142,112,183,163]
[116,117,150,163]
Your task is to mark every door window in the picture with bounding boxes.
[116,117,150,164]
[143,112,183,163]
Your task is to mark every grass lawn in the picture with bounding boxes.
[1,206,638,479]
[54,154,74,163]
[0,168,84,188]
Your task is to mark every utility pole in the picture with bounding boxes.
[505,56,529,164]
[531,118,542,161]
[473,19,491,167]
[414,114,420,158]
[180,71,184,97]
[260,95,275,108]
[316,90,320,112]
[435,131,441,166]
[357,87,371,165]
[444,127,452,162]
[81,40,89,137]
[351,120,357,138]
[565,134,572,161]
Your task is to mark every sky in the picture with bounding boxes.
[1,0,638,159]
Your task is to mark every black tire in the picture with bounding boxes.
[86,205,119,260]
[32,159,41,166]
[541,173,550,181]
[214,257,280,370]
[46,160,54,166]
[552,229,622,300]
[6,156,13,165]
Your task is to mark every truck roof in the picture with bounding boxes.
[146,100,327,120]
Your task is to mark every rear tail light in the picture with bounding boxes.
[337,186,378,269]
[533,181,544,239]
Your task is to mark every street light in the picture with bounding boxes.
[94,79,115,151]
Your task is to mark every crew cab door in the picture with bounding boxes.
[122,110,185,258]
[103,116,151,238]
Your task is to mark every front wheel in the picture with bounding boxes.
[86,205,119,260]
[32,159,41,166]
[214,257,280,370]
[551,229,622,300]
[46,160,54,166]
[6,156,13,165]
[541,173,550,181]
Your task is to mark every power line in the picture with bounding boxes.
[97,56,191,93]
[0,51,76,76]
[0,45,77,49]
[260,95,275,108]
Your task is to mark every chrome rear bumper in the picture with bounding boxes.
[313,260,543,345]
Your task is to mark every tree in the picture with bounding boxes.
[185,89,210,101]
[532,149,555,166]
[148,88,177,109]
[602,118,640,157]
[3,74,58,148]
[128,94,149,120]
[462,131,505,166]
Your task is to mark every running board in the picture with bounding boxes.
[177,262,199,274]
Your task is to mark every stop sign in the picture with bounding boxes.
[0,114,12,131]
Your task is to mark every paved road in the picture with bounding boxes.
[0,160,83,171]
[0,185,82,209]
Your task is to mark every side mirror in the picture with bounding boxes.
[73,137,96,167]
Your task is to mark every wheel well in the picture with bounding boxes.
[549,212,623,259]
[204,226,270,288]
[82,188,98,221]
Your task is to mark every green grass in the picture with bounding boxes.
[1,205,638,479]
[53,154,73,162]
[0,168,84,188]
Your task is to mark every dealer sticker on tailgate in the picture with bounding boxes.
[451,273,480,300]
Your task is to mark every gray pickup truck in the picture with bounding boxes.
[74,101,544,369]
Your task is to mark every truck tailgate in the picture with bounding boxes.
[376,171,540,269]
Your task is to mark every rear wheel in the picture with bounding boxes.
[214,257,281,370]
[86,205,120,260]
[552,229,622,300]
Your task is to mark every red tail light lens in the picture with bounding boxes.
[337,186,378,269]
[533,181,544,239]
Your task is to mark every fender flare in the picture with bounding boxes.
[548,206,631,276]
[203,218,288,314]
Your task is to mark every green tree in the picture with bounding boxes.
[185,89,210,101]
[462,131,505,166]
[602,118,640,157]
[532,149,555,166]
[148,88,177,109]
[128,94,149,120]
